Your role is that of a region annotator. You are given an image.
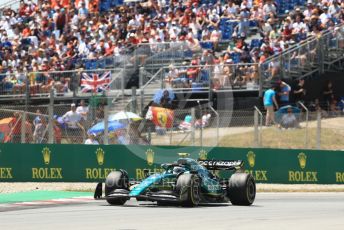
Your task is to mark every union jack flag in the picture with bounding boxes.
[80,71,111,93]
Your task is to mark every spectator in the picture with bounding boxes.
[187,59,200,87]
[263,85,279,126]
[293,79,306,104]
[329,98,341,117]
[278,81,291,106]
[0,0,341,100]
[9,112,22,143]
[33,115,46,143]
[322,80,334,108]
[165,64,178,85]
[62,103,85,143]
[160,90,173,108]
[279,106,300,129]
[53,115,62,144]
[76,99,89,122]
[179,114,192,131]
[33,109,43,126]
[116,129,129,144]
[85,133,99,145]
[195,111,211,128]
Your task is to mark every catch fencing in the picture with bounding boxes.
[1,102,343,151]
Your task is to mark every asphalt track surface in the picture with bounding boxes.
[0,193,344,230]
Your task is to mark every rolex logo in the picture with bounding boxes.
[42,147,51,165]
[146,149,154,166]
[247,151,256,168]
[199,149,208,160]
[95,148,105,166]
[298,152,307,169]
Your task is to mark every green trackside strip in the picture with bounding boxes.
[0,191,93,204]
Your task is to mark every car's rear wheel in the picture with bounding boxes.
[105,170,129,205]
[175,174,200,207]
[227,172,256,206]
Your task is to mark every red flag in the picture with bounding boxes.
[146,106,174,128]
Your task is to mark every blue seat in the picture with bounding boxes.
[191,82,203,92]
[105,57,114,67]
[222,30,232,40]
[294,34,302,42]
[21,38,31,47]
[97,59,106,69]
[200,70,210,82]
[184,49,193,58]
[4,81,13,94]
[84,60,97,70]
[249,20,258,27]
[200,42,214,50]
[43,30,52,37]
[250,39,262,49]
[100,1,110,12]
[231,52,241,64]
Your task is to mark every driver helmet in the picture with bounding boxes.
[173,166,185,175]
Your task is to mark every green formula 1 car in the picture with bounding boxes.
[94,154,256,207]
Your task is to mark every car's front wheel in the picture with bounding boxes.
[175,174,201,207]
[227,172,256,206]
[105,170,129,205]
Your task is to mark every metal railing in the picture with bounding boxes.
[260,23,344,84]
[2,103,343,150]
[0,23,343,103]
[0,68,125,99]
[0,0,21,11]
[133,41,194,67]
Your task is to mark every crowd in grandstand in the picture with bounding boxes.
[0,0,342,95]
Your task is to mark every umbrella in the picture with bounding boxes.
[275,105,301,124]
[88,120,126,135]
[109,111,142,121]
[277,105,301,114]
[153,89,175,104]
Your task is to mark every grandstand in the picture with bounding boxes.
[0,0,343,146]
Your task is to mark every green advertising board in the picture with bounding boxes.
[0,144,343,184]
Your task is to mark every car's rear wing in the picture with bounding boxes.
[198,160,244,170]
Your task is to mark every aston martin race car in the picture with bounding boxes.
[94,154,256,207]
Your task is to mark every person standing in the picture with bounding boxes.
[278,81,291,107]
[293,79,306,104]
[53,115,62,144]
[76,99,89,126]
[263,85,279,126]
[62,103,85,143]
[10,112,22,143]
[33,117,46,143]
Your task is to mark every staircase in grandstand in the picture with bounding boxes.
[260,23,344,89]
[0,0,20,11]
[129,23,344,112]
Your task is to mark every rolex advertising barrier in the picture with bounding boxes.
[0,144,344,184]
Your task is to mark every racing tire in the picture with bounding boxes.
[175,174,201,207]
[105,170,129,205]
[227,173,256,206]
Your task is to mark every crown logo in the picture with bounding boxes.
[247,151,256,168]
[42,147,51,165]
[199,149,208,160]
[95,148,105,166]
[146,149,155,166]
[298,152,307,169]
